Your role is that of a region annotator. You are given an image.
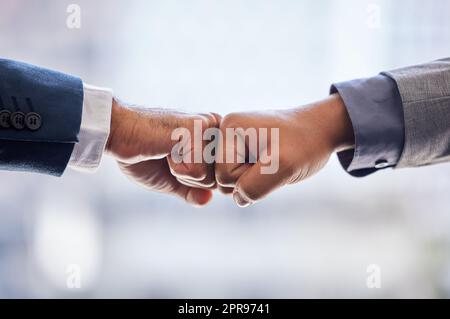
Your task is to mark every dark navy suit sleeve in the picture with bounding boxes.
[330,74,405,177]
[0,58,83,176]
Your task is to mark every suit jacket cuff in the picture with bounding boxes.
[0,58,84,176]
[330,74,405,177]
[68,83,112,173]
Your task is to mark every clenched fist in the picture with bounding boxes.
[106,98,221,206]
[215,94,355,207]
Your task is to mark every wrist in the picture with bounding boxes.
[105,97,132,156]
[327,93,355,151]
[311,93,355,153]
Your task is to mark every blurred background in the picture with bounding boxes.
[0,0,450,298]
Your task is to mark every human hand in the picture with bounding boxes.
[105,98,221,206]
[215,94,355,207]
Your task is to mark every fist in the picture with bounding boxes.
[215,94,354,207]
[106,98,221,206]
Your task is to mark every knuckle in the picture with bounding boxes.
[200,113,220,129]
[238,185,259,202]
[220,113,241,129]
[176,177,201,190]
[218,186,234,195]
[168,162,181,176]
[215,167,237,187]
[179,176,215,189]
[188,165,208,180]
[197,179,217,189]
[170,163,207,181]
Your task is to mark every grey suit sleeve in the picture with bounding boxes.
[330,75,405,177]
[382,58,450,168]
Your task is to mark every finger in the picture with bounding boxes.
[233,161,287,207]
[174,183,213,206]
[215,125,251,187]
[215,162,250,187]
[202,112,222,128]
[168,158,217,187]
[209,112,222,128]
[118,159,213,206]
[167,112,220,187]
[218,185,234,195]
[191,112,221,188]
[167,158,207,181]
[147,111,221,160]
[176,176,216,189]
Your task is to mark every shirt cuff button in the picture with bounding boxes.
[375,160,390,169]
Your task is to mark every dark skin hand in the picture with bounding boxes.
[216,93,355,207]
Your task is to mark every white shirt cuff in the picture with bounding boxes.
[68,83,113,173]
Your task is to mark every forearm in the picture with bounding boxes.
[308,93,355,153]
